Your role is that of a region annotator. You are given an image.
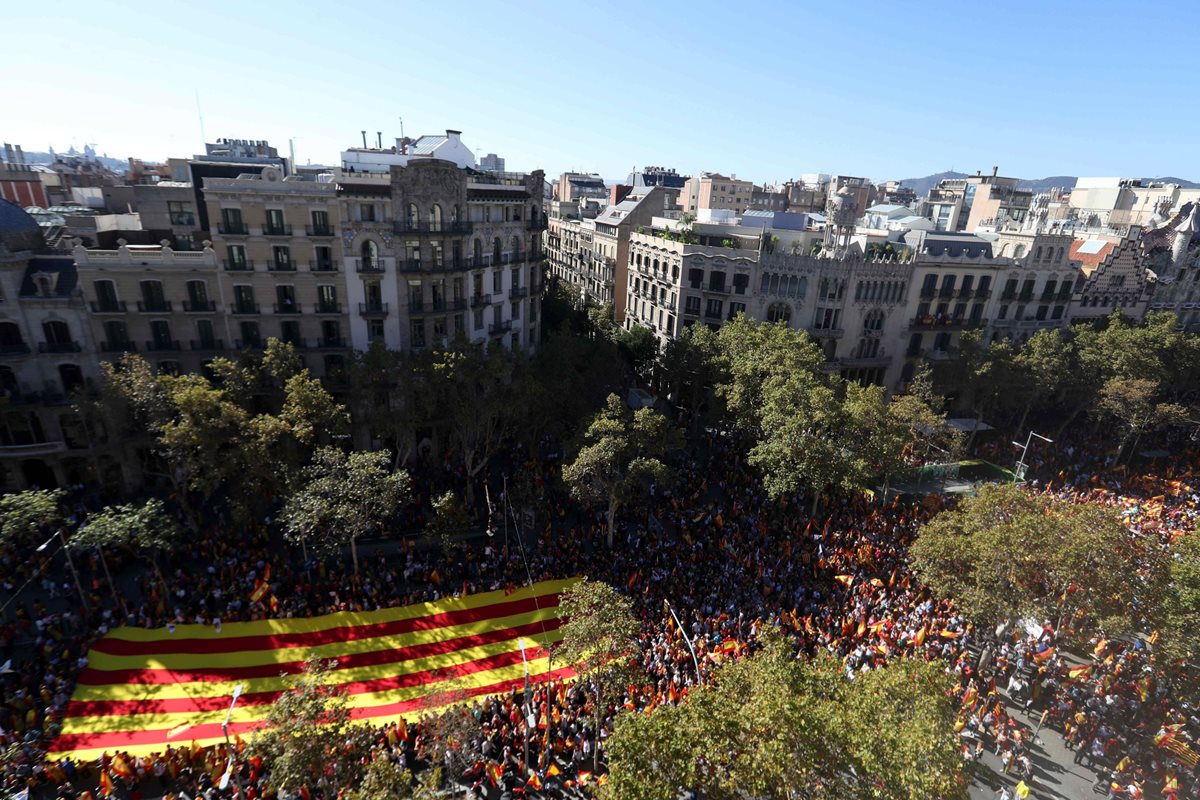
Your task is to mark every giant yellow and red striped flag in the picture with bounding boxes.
[48,578,577,762]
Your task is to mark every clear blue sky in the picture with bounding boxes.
[5,0,1196,184]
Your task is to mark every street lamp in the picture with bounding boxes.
[36,529,88,613]
[1012,430,1053,483]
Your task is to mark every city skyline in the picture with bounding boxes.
[5,0,1198,184]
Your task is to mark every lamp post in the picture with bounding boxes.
[36,529,88,613]
[1012,430,1053,483]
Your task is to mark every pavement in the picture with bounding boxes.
[968,693,1106,800]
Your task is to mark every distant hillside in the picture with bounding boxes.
[896,172,1199,197]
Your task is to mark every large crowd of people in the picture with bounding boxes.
[2,426,1200,799]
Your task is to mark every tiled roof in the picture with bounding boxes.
[1069,239,1118,270]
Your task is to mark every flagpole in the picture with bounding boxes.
[664,599,701,684]
[519,639,530,779]
[221,684,245,795]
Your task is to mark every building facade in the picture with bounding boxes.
[679,173,754,216]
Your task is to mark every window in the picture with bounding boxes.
[728,301,746,320]
[766,302,791,325]
[492,270,502,293]
[265,209,287,235]
[93,280,119,311]
[733,274,748,295]
[311,210,330,234]
[227,244,247,269]
[140,280,167,311]
[709,272,726,292]
[220,208,244,233]
[408,280,423,312]
[175,234,194,251]
[704,299,723,319]
[279,319,302,345]
[149,320,174,349]
[167,201,194,227]
[407,204,419,229]
[474,308,484,330]
[368,319,385,342]
[186,280,209,311]
[688,268,704,290]
[410,319,426,348]
[430,204,443,232]
[59,365,84,394]
[272,246,292,270]
[317,285,338,313]
[276,285,297,312]
[314,246,333,270]
[321,320,341,346]
[511,301,520,320]
[360,203,376,223]
[42,320,72,347]
[454,314,465,335]
[1052,305,1065,320]
[684,296,701,315]
[196,319,216,348]
[431,241,444,268]
[433,317,447,338]
[239,321,261,347]
[103,321,128,348]
[233,285,257,313]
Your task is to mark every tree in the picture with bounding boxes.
[910,483,1148,637]
[1156,532,1200,675]
[614,324,658,381]
[555,579,642,773]
[70,499,182,609]
[587,301,617,340]
[714,315,824,430]
[250,658,372,798]
[658,323,722,432]
[346,758,440,800]
[603,631,964,800]
[562,394,676,546]
[426,490,471,556]
[1097,377,1189,463]
[280,448,409,575]
[0,488,65,544]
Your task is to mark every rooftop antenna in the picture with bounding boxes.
[377,131,382,149]
[361,130,367,149]
[194,89,207,145]
[289,138,296,172]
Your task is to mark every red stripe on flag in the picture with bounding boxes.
[91,595,560,657]
[76,618,559,687]
[47,665,577,755]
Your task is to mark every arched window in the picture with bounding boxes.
[0,322,25,351]
[1013,245,1025,258]
[361,240,379,268]
[473,238,483,264]
[863,309,884,332]
[511,235,522,259]
[1035,246,1043,261]
[1057,247,1065,261]
[766,302,792,325]
[768,274,779,295]
[450,204,460,224]
[493,237,503,264]
[797,276,808,298]
[42,321,72,348]
[760,274,770,293]
[407,203,419,229]
[430,204,443,232]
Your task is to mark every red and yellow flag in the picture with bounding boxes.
[98,771,115,797]
[1032,647,1056,664]
[47,579,577,761]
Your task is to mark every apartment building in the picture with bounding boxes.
[555,172,607,203]
[0,200,118,493]
[203,166,349,372]
[545,188,676,319]
[922,168,1033,233]
[679,173,754,216]
[1139,201,1199,329]
[338,159,546,352]
[1069,177,1200,235]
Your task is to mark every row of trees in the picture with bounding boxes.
[929,312,1199,455]
[911,483,1200,680]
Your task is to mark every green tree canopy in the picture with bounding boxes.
[0,488,65,544]
[562,394,676,546]
[910,483,1149,636]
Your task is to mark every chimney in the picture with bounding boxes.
[3,144,12,164]
[992,166,998,177]
[446,129,462,142]
[361,130,367,149]
[15,145,25,165]
[377,132,382,148]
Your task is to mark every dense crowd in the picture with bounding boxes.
[2,428,1200,799]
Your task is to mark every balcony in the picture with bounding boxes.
[470,294,491,308]
[145,340,182,352]
[315,302,342,314]
[705,284,729,295]
[183,300,216,312]
[355,258,385,274]
[974,289,992,300]
[919,287,937,300]
[489,320,513,336]
[398,260,468,274]
[1000,291,1017,301]
[274,302,301,314]
[0,344,31,357]
[231,303,260,315]
[809,327,845,338]
[0,441,67,456]
[315,337,346,348]
[393,220,474,235]
[359,302,389,317]
[218,223,248,236]
[268,260,296,272]
[170,213,196,227]
[89,301,127,313]
[510,287,528,300]
[262,223,293,237]
[101,341,137,353]
[282,338,308,349]
[235,339,266,350]
[136,300,173,312]
[224,260,253,272]
[910,315,986,330]
[310,261,338,272]
[451,298,468,311]
[306,225,336,238]
[38,342,81,353]
[190,339,225,351]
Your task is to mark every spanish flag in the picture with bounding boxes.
[46,579,577,761]
[1032,647,1055,664]
[98,771,115,798]
[249,581,268,604]
[834,575,854,587]
[1067,665,1092,681]
[546,762,561,777]
[913,627,927,647]
[527,773,543,790]
[487,762,505,787]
